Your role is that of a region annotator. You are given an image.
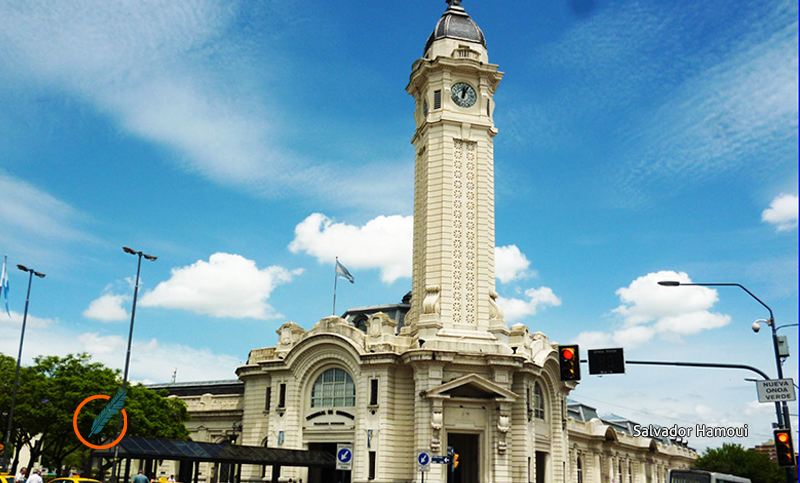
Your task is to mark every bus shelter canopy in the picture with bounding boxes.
[91,437,336,468]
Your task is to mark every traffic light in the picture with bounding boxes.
[453,453,459,469]
[559,345,581,381]
[774,429,795,467]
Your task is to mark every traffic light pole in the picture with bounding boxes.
[583,358,794,476]
[582,358,785,434]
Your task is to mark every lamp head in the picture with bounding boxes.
[658,281,681,287]
[143,254,158,261]
[33,271,45,278]
[752,321,761,333]
[17,264,28,272]
[122,246,138,255]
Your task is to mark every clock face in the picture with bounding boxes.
[451,82,477,108]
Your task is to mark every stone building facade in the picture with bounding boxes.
[159,2,697,483]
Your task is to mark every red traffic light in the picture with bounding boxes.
[558,345,581,382]
[774,429,795,467]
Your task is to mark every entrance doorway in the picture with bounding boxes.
[307,443,350,483]
[535,451,548,483]
[447,433,479,483]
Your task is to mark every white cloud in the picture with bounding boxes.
[524,1,798,205]
[762,193,799,232]
[575,271,731,349]
[0,310,55,329]
[653,311,731,336]
[497,287,561,322]
[612,271,719,326]
[139,253,299,319]
[83,294,129,322]
[743,400,775,417]
[495,245,535,283]
[0,173,95,265]
[0,174,87,241]
[290,214,541,286]
[573,331,614,349]
[75,332,240,383]
[0,316,240,382]
[289,213,413,284]
[0,2,410,211]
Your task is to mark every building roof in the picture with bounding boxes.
[567,400,600,422]
[424,0,486,55]
[148,380,243,397]
[568,400,692,449]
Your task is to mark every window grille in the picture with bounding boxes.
[311,368,356,408]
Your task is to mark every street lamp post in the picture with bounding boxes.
[110,247,156,482]
[1,265,45,472]
[658,280,795,476]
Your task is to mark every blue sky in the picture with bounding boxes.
[0,0,797,451]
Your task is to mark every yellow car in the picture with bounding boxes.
[48,478,102,483]
[0,473,13,483]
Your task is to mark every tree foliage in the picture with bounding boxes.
[694,443,787,483]
[0,353,189,474]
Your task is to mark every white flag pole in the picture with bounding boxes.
[333,257,339,316]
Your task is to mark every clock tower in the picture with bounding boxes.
[406,0,505,343]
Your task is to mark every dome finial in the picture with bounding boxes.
[446,0,462,7]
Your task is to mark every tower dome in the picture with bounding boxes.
[424,0,486,56]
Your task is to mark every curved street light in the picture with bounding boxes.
[658,280,795,477]
[1,265,46,471]
[110,247,157,482]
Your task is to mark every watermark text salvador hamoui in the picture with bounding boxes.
[632,424,748,439]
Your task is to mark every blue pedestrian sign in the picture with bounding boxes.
[417,451,431,472]
[336,444,353,470]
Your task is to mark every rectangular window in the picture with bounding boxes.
[278,383,286,408]
[368,451,376,480]
[370,379,379,406]
[528,456,531,483]
[526,387,531,413]
[434,90,442,109]
[265,386,272,411]
[486,99,491,116]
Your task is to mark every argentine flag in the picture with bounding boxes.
[335,260,355,284]
[0,256,9,317]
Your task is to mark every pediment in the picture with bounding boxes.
[426,374,518,401]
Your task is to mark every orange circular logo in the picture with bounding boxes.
[73,394,128,449]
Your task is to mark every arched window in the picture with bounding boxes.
[533,382,545,420]
[311,368,355,407]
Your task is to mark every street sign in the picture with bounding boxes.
[336,444,353,471]
[588,348,625,375]
[756,379,796,403]
[417,451,431,472]
[432,455,451,464]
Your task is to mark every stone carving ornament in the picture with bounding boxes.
[422,285,441,314]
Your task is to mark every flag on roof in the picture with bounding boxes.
[1,256,9,317]
[335,260,355,284]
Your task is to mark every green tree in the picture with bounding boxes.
[0,353,44,472]
[694,443,786,483]
[1,353,189,475]
[24,353,120,474]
